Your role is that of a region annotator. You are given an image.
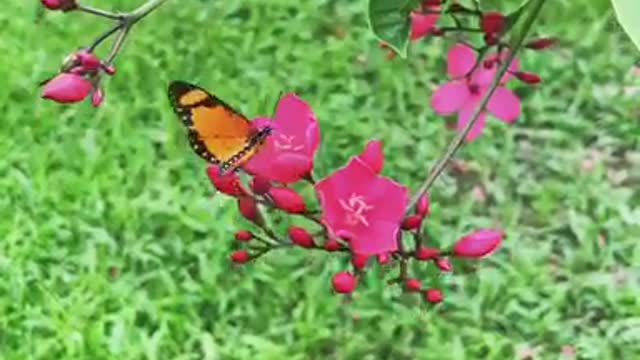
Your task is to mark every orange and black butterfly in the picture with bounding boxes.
[168,81,272,172]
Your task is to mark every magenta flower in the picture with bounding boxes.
[315,140,409,256]
[243,93,320,183]
[431,44,522,141]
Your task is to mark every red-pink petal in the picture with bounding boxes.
[431,81,470,114]
[457,103,487,141]
[357,139,384,174]
[410,10,440,40]
[487,87,521,123]
[447,44,476,78]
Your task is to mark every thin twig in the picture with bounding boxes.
[76,4,124,20]
[88,24,123,52]
[406,0,547,213]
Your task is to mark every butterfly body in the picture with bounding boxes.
[168,81,271,172]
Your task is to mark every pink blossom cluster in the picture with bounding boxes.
[383,0,555,141]
[212,94,504,304]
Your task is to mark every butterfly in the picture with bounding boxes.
[167,81,272,173]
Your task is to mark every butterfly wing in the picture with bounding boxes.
[168,81,270,171]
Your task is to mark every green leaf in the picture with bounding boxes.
[367,0,420,59]
[611,0,640,52]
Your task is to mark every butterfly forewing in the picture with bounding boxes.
[168,81,270,170]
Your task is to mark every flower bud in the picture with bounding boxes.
[75,50,101,71]
[416,194,430,216]
[102,64,117,75]
[351,253,368,270]
[230,250,250,264]
[435,257,453,272]
[250,176,271,195]
[525,37,557,50]
[415,246,439,261]
[234,230,253,242]
[514,71,541,84]
[41,0,77,11]
[41,73,92,103]
[481,11,506,35]
[401,215,422,230]
[288,226,314,248]
[207,166,247,196]
[453,228,503,258]
[405,278,422,292]
[377,253,390,265]
[91,87,104,107]
[237,196,259,222]
[423,288,443,303]
[268,187,306,214]
[484,33,499,46]
[324,238,341,252]
[332,271,357,294]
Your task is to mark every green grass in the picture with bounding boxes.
[1,0,640,358]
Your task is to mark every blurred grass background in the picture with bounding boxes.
[1,0,640,358]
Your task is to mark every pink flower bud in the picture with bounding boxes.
[435,257,453,272]
[525,37,557,50]
[91,87,104,107]
[102,64,117,76]
[250,176,271,195]
[481,11,506,35]
[41,73,92,103]
[324,238,341,252]
[268,187,306,214]
[230,250,250,264]
[234,230,253,242]
[401,215,422,230]
[237,197,259,222]
[423,288,443,304]
[288,226,314,248]
[332,271,357,294]
[377,253,390,265]
[351,253,368,270]
[484,33,499,46]
[514,71,541,84]
[430,27,445,36]
[76,50,101,70]
[422,0,441,6]
[453,228,503,258]
[405,278,422,292]
[415,246,439,261]
[41,0,76,11]
[207,166,247,197]
[416,194,430,216]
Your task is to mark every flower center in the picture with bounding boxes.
[468,83,480,94]
[274,134,304,152]
[339,193,374,227]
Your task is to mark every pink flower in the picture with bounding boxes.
[410,6,440,41]
[315,140,409,256]
[431,44,522,141]
[41,73,93,104]
[206,166,248,197]
[243,93,320,183]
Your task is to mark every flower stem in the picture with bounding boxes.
[406,0,547,212]
[76,4,123,20]
[129,0,170,24]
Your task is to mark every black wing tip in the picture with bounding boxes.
[168,80,195,93]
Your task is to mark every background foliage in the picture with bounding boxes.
[1,0,640,358]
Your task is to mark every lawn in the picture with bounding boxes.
[1,0,640,359]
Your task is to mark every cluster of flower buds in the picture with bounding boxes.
[210,92,504,307]
[41,50,115,106]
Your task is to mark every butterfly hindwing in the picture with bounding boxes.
[168,81,271,171]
